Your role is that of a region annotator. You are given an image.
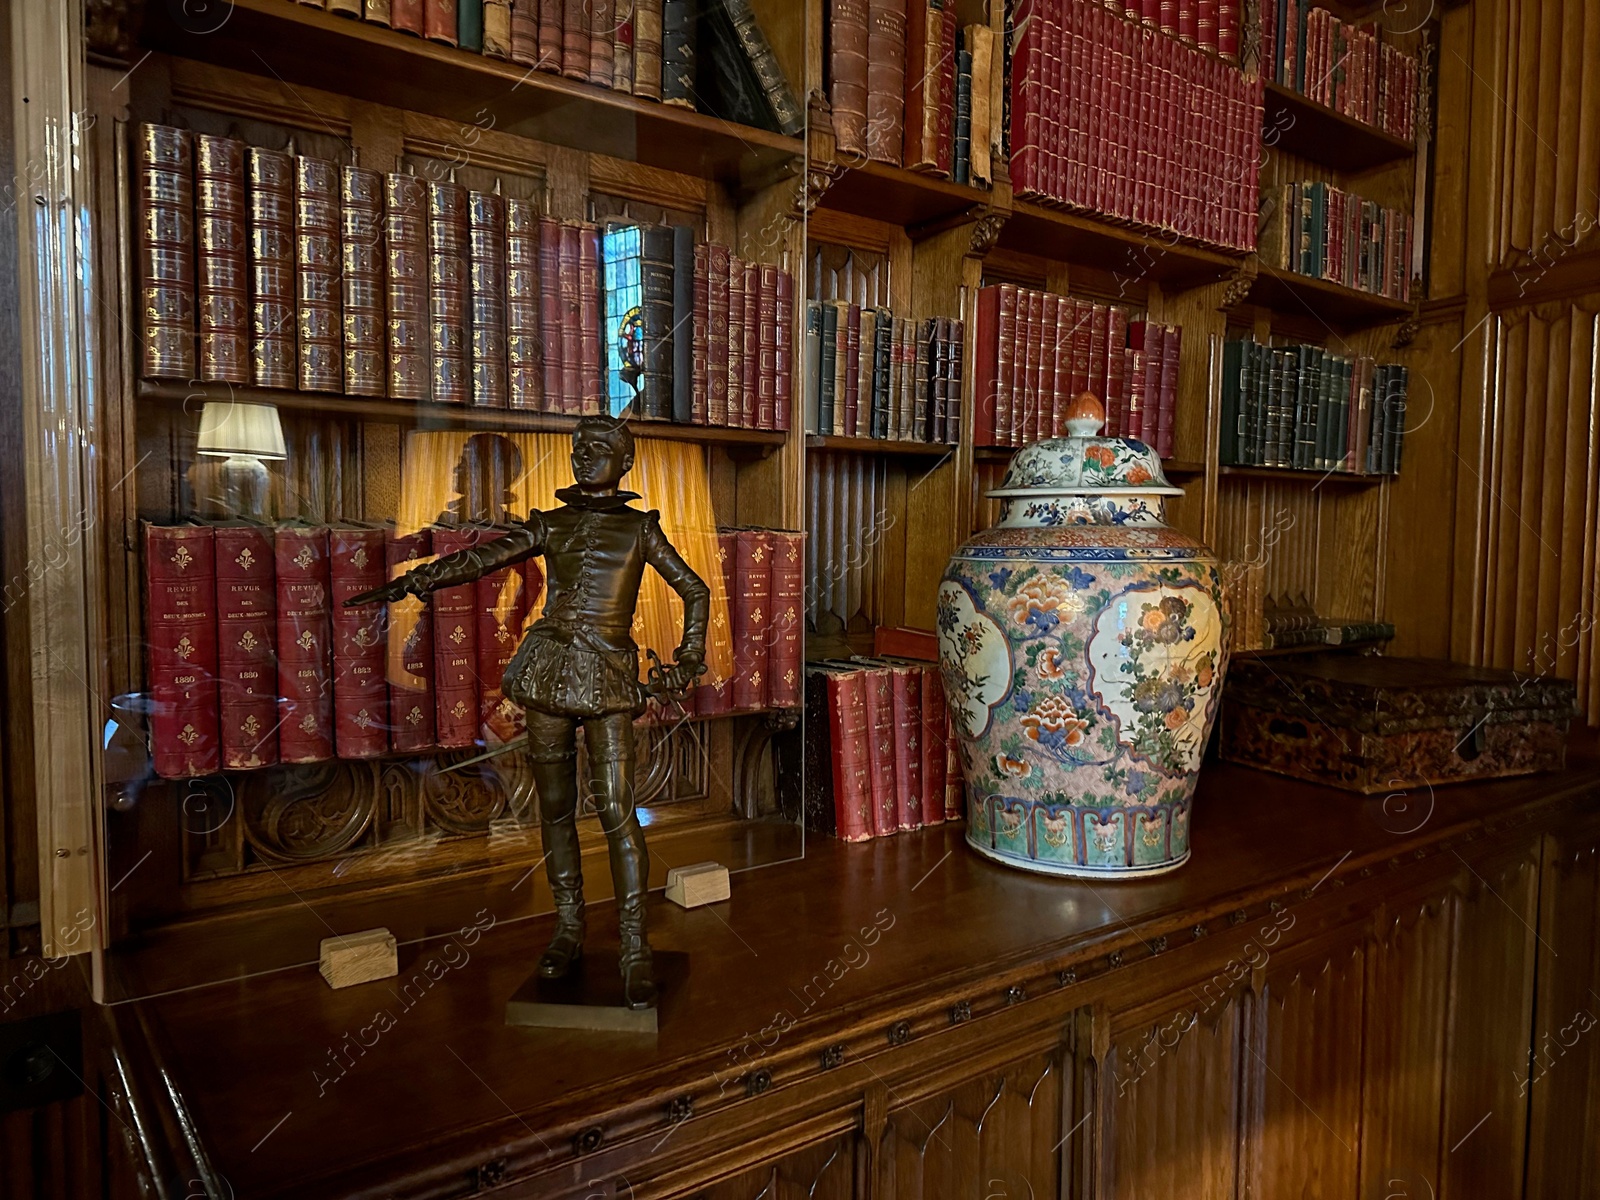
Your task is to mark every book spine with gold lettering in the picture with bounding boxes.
[340,161,386,397]
[383,171,429,401]
[468,189,508,408]
[427,179,470,405]
[194,135,247,384]
[294,155,342,392]
[247,146,296,389]
[138,124,195,381]
[505,198,544,411]
[539,215,564,412]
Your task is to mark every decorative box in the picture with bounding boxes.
[1219,655,1576,793]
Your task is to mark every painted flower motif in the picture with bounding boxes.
[1125,770,1148,796]
[1131,676,1184,715]
[1085,445,1116,468]
[1007,574,1085,633]
[1038,648,1067,678]
[935,590,961,634]
[1165,706,1191,730]
[1136,595,1192,645]
[961,623,986,653]
[994,753,1031,778]
[1020,695,1090,751]
[988,566,1014,591]
[1126,464,1152,485]
[1196,661,1215,689]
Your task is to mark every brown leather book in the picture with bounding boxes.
[385,526,436,752]
[828,0,870,158]
[632,0,663,99]
[275,524,334,764]
[383,171,429,401]
[859,663,897,837]
[430,525,482,749]
[589,0,615,86]
[294,154,342,392]
[392,0,424,31]
[329,526,390,760]
[214,522,278,771]
[966,24,992,185]
[425,0,459,43]
[340,161,386,397]
[483,0,512,55]
[467,189,508,409]
[741,261,760,428]
[706,242,730,426]
[557,222,583,414]
[505,197,543,411]
[902,0,940,170]
[887,659,924,830]
[136,126,196,380]
[577,222,604,413]
[691,242,709,424]
[611,0,635,91]
[730,528,771,710]
[535,0,562,69]
[509,0,539,63]
[427,179,470,405]
[773,267,793,432]
[755,264,779,431]
[562,0,589,80]
[193,134,247,384]
[725,255,745,427]
[246,145,296,389]
[146,524,219,779]
[767,530,804,708]
[863,0,905,164]
[538,216,565,411]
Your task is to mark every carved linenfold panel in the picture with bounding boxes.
[686,1133,854,1199]
[877,1050,1062,1199]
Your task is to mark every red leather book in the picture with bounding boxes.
[696,530,734,715]
[383,170,429,401]
[137,124,195,382]
[741,262,760,427]
[509,0,539,62]
[767,530,804,708]
[1159,0,1177,37]
[730,528,772,710]
[430,525,482,748]
[193,134,248,385]
[726,257,745,427]
[691,243,709,424]
[538,217,564,412]
[707,243,731,426]
[860,664,897,838]
[825,666,874,841]
[536,0,563,70]
[146,524,219,779]
[557,221,583,415]
[392,0,425,32]
[935,5,956,177]
[1048,295,1069,439]
[427,179,470,405]
[506,197,543,410]
[1125,319,1151,441]
[329,526,389,760]
[589,0,614,85]
[578,222,604,414]
[213,524,277,771]
[275,525,334,764]
[386,527,436,752]
[1041,0,1060,199]
[340,162,386,397]
[842,302,861,440]
[1005,0,1039,191]
[1037,293,1059,443]
[1158,322,1181,458]
[1106,303,1129,429]
[944,707,962,821]
[1126,345,1146,443]
[475,529,538,744]
[246,146,296,389]
[756,264,779,431]
[562,0,589,79]
[920,662,947,826]
[829,0,870,159]
[425,0,459,42]
[888,660,924,831]
[774,268,793,432]
[1197,0,1216,51]
[903,0,941,171]
[864,0,906,165]
[1021,289,1041,447]
[467,189,509,409]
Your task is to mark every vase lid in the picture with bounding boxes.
[988,434,1183,498]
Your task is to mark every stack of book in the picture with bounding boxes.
[802,306,965,444]
[137,125,795,430]
[974,283,1183,455]
[693,527,807,716]
[1262,0,1419,141]
[804,658,961,842]
[1116,0,1244,60]
[1219,338,1408,475]
[324,0,803,135]
[825,0,1001,186]
[1261,181,1414,301]
[1008,0,1264,253]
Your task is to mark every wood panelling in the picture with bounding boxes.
[688,1135,855,1200]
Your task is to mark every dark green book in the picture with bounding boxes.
[819,301,839,436]
[458,0,485,52]
[1220,339,1244,465]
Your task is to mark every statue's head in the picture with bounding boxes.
[571,416,634,489]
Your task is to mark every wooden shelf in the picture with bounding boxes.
[813,159,994,231]
[807,434,956,457]
[141,0,803,186]
[139,382,788,453]
[1247,265,1414,329]
[1218,464,1386,487]
[1262,81,1415,172]
[998,201,1245,288]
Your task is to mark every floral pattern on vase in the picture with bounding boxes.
[938,432,1229,879]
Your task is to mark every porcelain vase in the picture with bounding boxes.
[937,428,1229,878]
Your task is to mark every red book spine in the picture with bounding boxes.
[557,222,583,415]
[1069,297,1091,400]
[1158,322,1181,458]
[506,197,544,410]
[563,0,589,79]
[214,525,277,771]
[425,0,458,42]
[691,243,709,424]
[1217,0,1237,61]
[767,531,804,708]
[695,532,735,716]
[475,530,538,743]
[536,0,563,70]
[707,243,731,426]
[1007,0,1040,191]
[1106,304,1129,435]
[936,5,956,176]
[510,0,539,62]
[1197,0,1214,50]
[731,529,773,710]
[330,527,389,760]
[431,526,482,748]
[578,223,604,413]
[997,283,1019,446]
[829,0,871,158]
[944,711,962,822]
[392,0,425,33]
[828,669,874,842]
[147,525,219,778]
[1037,293,1059,443]
[538,217,564,412]
[1049,296,1069,438]
[1088,302,1110,405]
[903,0,938,171]
[1122,346,1142,442]
[756,264,779,430]
[920,663,947,825]
[386,528,436,752]
[741,262,760,428]
[865,0,907,166]
[974,286,999,446]
[588,0,614,86]
[774,268,793,432]
[725,255,745,427]
[843,302,861,439]
[862,666,897,837]
[889,663,924,831]
[1044,0,1062,200]
[1020,289,1041,447]
[275,526,334,764]
[426,179,469,405]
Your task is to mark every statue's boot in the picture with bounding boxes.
[534,761,585,979]
[594,753,657,1009]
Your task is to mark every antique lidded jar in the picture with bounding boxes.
[936,400,1230,877]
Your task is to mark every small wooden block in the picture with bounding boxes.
[664,862,730,909]
[318,927,398,989]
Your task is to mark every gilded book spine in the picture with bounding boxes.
[427,180,470,405]
[383,172,429,401]
[193,134,248,384]
[137,124,195,380]
[505,198,543,411]
[340,162,386,397]
[612,0,635,91]
[632,0,663,100]
[294,155,342,392]
[247,146,296,389]
[467,189,508,408]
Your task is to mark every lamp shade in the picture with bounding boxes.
[196,400,287,460]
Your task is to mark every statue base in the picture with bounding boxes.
[505,950,687,1034]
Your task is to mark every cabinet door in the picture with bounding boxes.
[876,1048,1065,1200]
[685,1134,856,1200]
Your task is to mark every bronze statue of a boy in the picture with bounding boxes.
[352,417,708,1008]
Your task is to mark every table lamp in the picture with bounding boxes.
[196,400,286,518]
